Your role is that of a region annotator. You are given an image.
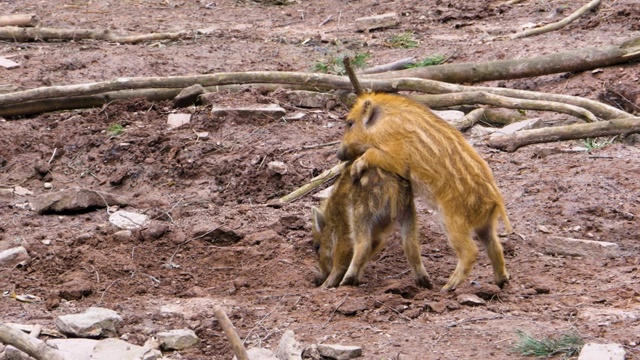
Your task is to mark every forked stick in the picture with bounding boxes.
[343,57,364,95]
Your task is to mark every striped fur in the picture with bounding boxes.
[312,162,431,288]
[337,93,511,291]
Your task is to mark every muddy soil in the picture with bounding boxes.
[1,1,639,359]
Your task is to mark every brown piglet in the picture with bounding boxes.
[311,162,432,288]
[337,92,511,291]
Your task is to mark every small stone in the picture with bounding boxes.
[317,344,363,360]
[109,210,150,230]
[267,161,287,174]
[196,132,209,139]
[541,236,620,258]
[156,329,200,351]
[275,330,304,360]
[54,307,123,338]
[113,230,133,241]
[173,84,205,108]
[167,113,192,129]
[13,186,33,196]
[456,293,487,306]
[355,12,399,32]
[578,343,626,360]
[0,56,20,69]
[537,225,552,233]
[0,246,29,268]
[43,182,53,189]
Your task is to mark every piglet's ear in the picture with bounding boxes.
[361,100,380,127]
[311,206,325,232]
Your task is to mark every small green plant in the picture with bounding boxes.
[407,54,447,68]
[583,137,615,150]
[107,123,124,136]
[313,52,370,75]
[513,330,583,358]
[386,31,419,49]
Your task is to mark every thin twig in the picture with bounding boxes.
[323,294,349,328]
[511,0,602,39]
[47,148,57,165]
[98,278,121,305]
[319,15,333,27]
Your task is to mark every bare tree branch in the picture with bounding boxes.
[0,324,66,360]
[0,14,39,27]
[413,91,599,122]
[0,26,190,44]
[510,0,602,39]
[368,36,640,84]
[487,117,640,152]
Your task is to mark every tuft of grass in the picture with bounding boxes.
[107,123,124,136]
[513,330,584,358]
[313,52,370,75]
[407,54,447,68]
[386,31,419,49]
[583,136,615,151]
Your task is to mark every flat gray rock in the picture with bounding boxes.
[91,338,161,360]
[30,187,128,215]
[156,329,200,350]
[46,338,99,360]
[54,307,123,338]
[317,344,363,360]
[0,246,29,268]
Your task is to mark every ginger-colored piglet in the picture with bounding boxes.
[338,93,511,291]
[312,162,432,288]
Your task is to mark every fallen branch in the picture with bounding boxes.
[1,73,629,120]
[0,26,190,44]
[279,162,346,203]
[450,108,486,131]
[369,36,640,84]
[487,117,640,152]
[0,14,39,27]
[0,323,66,360]
[511,0,602,39]
[212,305,249,360]
[414,91,599,122]
[359,57,415,75]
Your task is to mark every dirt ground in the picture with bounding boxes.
[1,1,639,359]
